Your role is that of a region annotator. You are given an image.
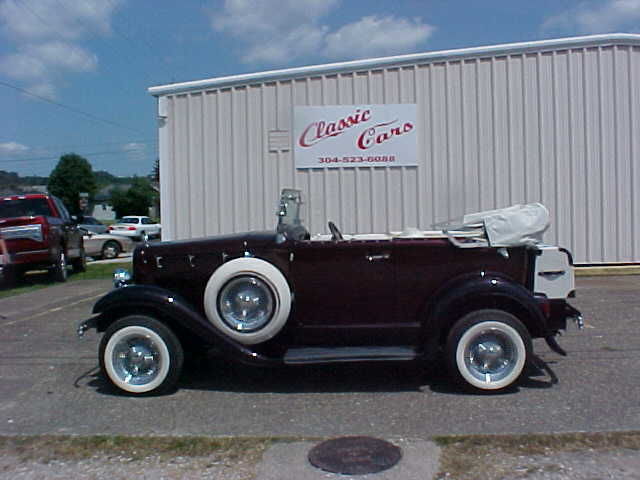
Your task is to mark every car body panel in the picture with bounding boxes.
[82,232,133,258]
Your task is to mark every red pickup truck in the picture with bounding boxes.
[0,193,85,285]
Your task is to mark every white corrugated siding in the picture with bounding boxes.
[157,41,640,264]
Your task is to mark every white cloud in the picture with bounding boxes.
[122,142,147,161]
[0,141,30,155]
[23,82,57,100]
[324,16,435,59]
[0,0,121,98]
[0,52,46,80]
[211,0,434,64]
[542,0,640,34]
[243,24,329,64]
[0,0,119,41]
[213,0,337,37]
[0,42,97,82]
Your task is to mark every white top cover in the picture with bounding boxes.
[461,203,550,247]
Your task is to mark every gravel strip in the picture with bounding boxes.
[0,453,257,480]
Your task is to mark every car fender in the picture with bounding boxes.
[424,272,548,347]
[91,284,280,366]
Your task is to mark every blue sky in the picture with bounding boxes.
[1,0,639,177]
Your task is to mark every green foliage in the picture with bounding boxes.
[0,171,49,194]
[94,170,134,188]
[109,177,156,218]
[150,158,160,183]
[47,154,97,214]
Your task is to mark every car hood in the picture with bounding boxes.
[139,230,279,257]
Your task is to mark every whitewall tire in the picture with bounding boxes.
[204,257,291,345]
[99,316,184,395]
[446,309,531,392]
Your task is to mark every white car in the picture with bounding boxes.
[83,231,134,259]
[108,216,161,241]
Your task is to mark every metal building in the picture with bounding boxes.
[149,33,640,264]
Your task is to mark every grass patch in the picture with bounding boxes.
[70,262,131,282]
[434,431,640,480]
[0,262,129,299]
[0,435,274,463]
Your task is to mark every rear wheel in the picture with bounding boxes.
[99,315,184,395]
[446,309,531,392]
[101,240,121,259]
[50,249,67,282]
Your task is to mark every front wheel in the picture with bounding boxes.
[99,315,184,395]
[101,240,121,259]
[446,309,531,392]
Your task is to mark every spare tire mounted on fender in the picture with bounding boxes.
[204,257,291,345]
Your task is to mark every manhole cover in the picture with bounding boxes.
[308,436,402,475]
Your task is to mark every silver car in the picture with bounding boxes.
[82,231,133,259]
[108,216,161,241]
[78,216,108,234]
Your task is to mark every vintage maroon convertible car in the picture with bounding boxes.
[79,189,581,395]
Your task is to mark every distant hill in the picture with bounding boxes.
[0,169,138,194]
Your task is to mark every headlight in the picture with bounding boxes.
[113,268,132,288]
[218,275,274,332]
[0,224,43,242]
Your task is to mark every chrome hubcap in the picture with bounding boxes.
[465,329,517,382]
[112,336,160,385]
[219,276,274,332]
[60,253,67,278]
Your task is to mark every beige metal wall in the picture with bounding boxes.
[157,40,640,264]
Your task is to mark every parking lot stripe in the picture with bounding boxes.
[0,293,103,327]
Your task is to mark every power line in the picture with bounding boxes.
[6,138,156,152]
[0,79,145,134]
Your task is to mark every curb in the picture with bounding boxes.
[575,265,640,276]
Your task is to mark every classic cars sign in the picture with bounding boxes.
[293,104,417,168]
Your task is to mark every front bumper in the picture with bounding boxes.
[77,316,99,337]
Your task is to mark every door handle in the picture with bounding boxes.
[366,253,391,262]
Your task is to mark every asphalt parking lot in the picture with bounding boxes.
[0,275,639,438]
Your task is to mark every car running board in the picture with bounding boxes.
[283,346,418,365]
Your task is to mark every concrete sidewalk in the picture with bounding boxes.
[256,438,440,480]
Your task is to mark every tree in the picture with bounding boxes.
[110,177,156,218]
[47,153,97,215]
[150,158,160,183]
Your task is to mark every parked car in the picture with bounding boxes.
[78,216,108,234]
[0,193,85,284]
[108,216,161,241]
[82,230,133,259]
[0,232,8,285]
[78,189,581,395]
